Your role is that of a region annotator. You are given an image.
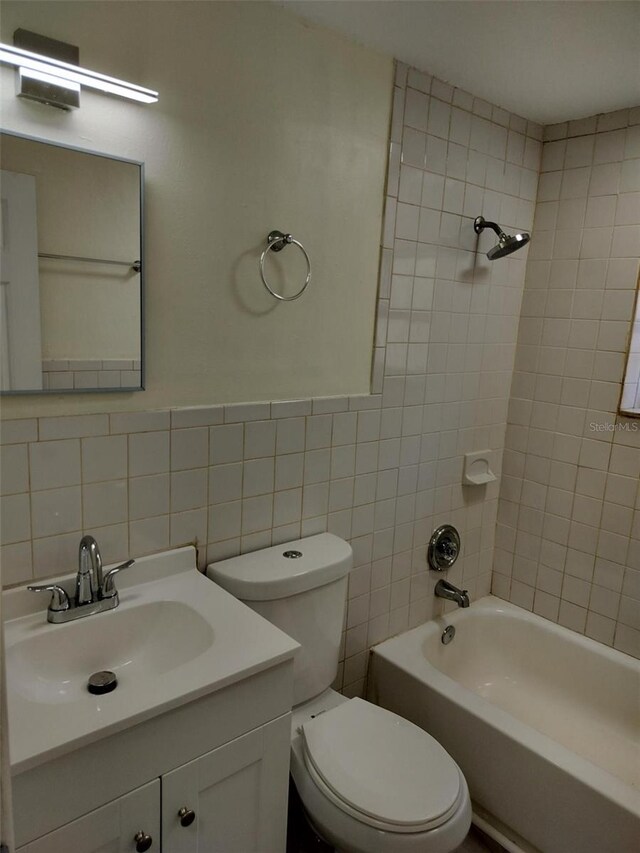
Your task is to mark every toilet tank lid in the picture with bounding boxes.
[207,533,352,601]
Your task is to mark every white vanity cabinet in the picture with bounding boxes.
[16,780,160,853]
[6,548,298,853]
[162,720,289,853]
[17,714,290,853]
[13,665,294,852]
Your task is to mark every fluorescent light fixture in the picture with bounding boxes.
[0,42,158,104]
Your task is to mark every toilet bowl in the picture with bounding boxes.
[207,534,472,853]
[290,690,471,853]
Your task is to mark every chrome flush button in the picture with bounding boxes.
[283,550,303,559]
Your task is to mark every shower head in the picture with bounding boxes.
[486,232,530,260]
[474,216,530,260]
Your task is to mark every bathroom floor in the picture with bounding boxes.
[286,783,502,853]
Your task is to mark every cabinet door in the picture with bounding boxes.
[17,780,159,853]
[162,714,290,853]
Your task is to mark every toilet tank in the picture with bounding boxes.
[207,534,352,706]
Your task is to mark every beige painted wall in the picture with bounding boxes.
[2,134,141,360]
[0,1,392,416]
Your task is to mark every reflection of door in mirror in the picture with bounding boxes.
[0,170,43,390]
[0,133,143,394]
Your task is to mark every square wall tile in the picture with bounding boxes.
[306,415,333,450]
[83,480,128,528]
[129,475,170,520]
[32,532,78,580]
[208,500,241,543]
[30,440,81,491]
[209,463,243,505]
[243,458,275,497]
[1,444,29,495]
[1,542,32,585]
[171,469,208,513]
[170,508,207,549]
[244,420,276,459]
[171,428,208,471]
[210,424,243,465]
[31,487,81,539]
[129,432,170,477]
[1,493,31,544]
[273,488,302,527]
[82,435,127,484]
[242,495,273,534]
[275,454,304,491]
[129,515,169,557]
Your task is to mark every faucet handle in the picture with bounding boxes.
[100,559,135,599]
[27,584,70,612]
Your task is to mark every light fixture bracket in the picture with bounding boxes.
[14,29,80,110]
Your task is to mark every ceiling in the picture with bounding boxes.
[280,1,640,125]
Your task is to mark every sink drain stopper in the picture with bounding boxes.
[88,670,117,695]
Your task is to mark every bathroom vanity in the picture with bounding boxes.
[4,547,299,852]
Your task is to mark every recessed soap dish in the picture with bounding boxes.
[463,450,496,486]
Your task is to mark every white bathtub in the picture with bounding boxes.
[368,596,640,853]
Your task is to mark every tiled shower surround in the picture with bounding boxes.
[495,108,640,659]
[2,63,638,693]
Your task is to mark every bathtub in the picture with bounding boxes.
[368,596,640,853]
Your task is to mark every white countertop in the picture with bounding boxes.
[4,546,299,774]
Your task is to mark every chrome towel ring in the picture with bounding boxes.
[259,230,312,302]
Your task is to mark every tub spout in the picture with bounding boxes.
[435,579,470,608]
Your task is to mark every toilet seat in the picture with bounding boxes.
[301,698,463,834]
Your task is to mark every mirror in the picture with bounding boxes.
[619,269,640,417]
[0,131,144,394]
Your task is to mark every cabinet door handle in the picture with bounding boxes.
[134,830,153,852]
[178,806,196,827]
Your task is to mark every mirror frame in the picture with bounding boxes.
[0,129,145,395]
[618,267,640,419]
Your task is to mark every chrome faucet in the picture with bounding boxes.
[77,535,102,605]
[435,579,470,608]
[28,535,134,623]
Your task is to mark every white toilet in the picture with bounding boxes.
[207,533,471,853]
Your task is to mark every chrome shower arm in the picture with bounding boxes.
[473,214,530,260]
[473,216,505,238]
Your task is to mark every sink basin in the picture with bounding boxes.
[4,546,299,773]
[8,600,215,704]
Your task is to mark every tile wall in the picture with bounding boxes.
[495,107,640,659]
[1,61,543,695]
